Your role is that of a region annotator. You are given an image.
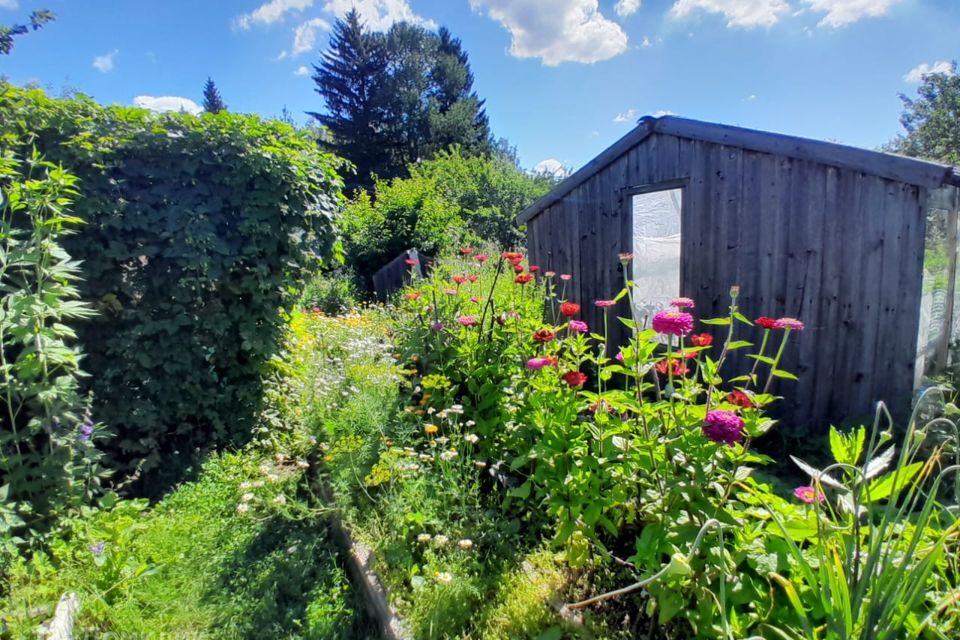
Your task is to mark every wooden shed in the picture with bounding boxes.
[518,115,960,433]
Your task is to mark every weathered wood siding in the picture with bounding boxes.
[372,249,423,301]
[525,132,927,433]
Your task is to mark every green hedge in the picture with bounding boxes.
[0,85,344,482]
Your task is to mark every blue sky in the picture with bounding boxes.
[1,0,958,174]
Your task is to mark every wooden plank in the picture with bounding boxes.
[853,176,887,415]
[517,121,655,223]
[654,117,953,190]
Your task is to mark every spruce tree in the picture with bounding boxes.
[308,9,389,191]
[202,77,227,114]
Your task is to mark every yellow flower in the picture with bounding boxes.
[424,424,439,435]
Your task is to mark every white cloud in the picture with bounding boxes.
[613,108,638,123]
[236,0,314,30]
[904,60,955,83]
[290,17,330,56]
[641,35,652,47]
[0,0,19,9]
[743,94,757,101]
[533,158,569,178]
[92,50,118,72]
[652,109,675,117]
[323,0,436,31]
[614,0,641,17]
[802,0,905,28]
[295,65,311,75]
[670,0,790,28]
[133,95,203,115]
[470,0,628,66]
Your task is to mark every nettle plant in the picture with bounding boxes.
[0,151,107,555]
[396,248,827,637]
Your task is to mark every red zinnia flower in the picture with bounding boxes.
[514,264,525,273]
[474,254,489,264]
[690,333,713,347]
[726,390,753,408]
[502,251,524,261]
[655,358,689,377]
[460,247,475,255]
[532,328,555,343]
[515,274,534,285]
[560,302,581,317]
[529,265,540,273]
[652,311,694,336]
[562,371,588,387]
[467,274,478,282]
[451,275,467,284]
[755,316,777,330]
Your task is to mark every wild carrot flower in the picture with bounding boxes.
[435,572,454,584]
[417,533,432,543]
[457,315,477,327]
[652,311,694,336]
[568,320,588,333]
[670,297,695,309]
[515,274,534,285]
[560,302,581,317]
[532,328,555,343]
[560,274,572,281]
[434,535,450,546]
[702,410,745,445]
[458,539,474,550]
[690,333,713,347]
[562,371,588,387]
[755,316,777,329]
[774,317,805,331]
[793,486,825,504]
[595,299,617,308]
[726,390,753,408]
[236,503,250,514]
[474,254,489,264]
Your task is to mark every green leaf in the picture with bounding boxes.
[865,462,925,502]
[772,369,798,381]
[700,317,731,325]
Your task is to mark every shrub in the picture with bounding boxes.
[0,85,344,482]
[0,151,108,555]
[301,270,363,316]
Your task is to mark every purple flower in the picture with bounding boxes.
[79,419,94,442]
[702,410,744,445]
[430,322,444,333]
[774,317,805,331]
[526,356,557,371]
[568,320,588,333]
[793,486,825,504]
[89,541,105,556]
[651,311,694,337]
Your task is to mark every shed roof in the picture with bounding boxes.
[517,115,960,224]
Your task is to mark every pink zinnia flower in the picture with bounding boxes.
[457,315,477,327]
[404,258,419,266]
[702,410,744,445]
[651,311,694,336]
[474,254,489,264]
[595,299,617,308]
[670,297,695,309]
[526,356,555,370]
[615,351,625,364]
[774,317,805,331]
[618,252,633,263]
[444,288,457,296]
[560,274,572,281]
[793,486,825,504]
[568,320,588,333]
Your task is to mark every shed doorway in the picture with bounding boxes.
[631,186,683,324]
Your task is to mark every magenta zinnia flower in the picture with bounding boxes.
[652,311,694,336]
[670,297,695,309]
[774,317,805,331]
[456,315,477,327]
[702,410,744,445]
[568,320,588,333]
[793,485,825,504]
[615,351,625,364]
[560,274,572,281]
[526,356,555,370]
[595,299,617,308]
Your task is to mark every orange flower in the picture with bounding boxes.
[502,251,524,261]
[532,328,555,343]
[655,358,689,377]
[690,333,713,347]
[515,274,534,285]
[560,302,581,317]
[451,275,467,284]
